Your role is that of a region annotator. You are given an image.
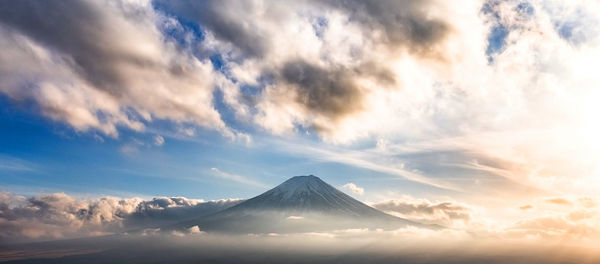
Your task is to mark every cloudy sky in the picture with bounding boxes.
[1,0,600,244]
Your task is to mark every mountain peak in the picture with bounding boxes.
[268,175,335,201]
[285,175,320,184]
[275,175,325,194]
[289,175,319,180]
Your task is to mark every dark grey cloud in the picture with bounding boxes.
[279,60,364,121]
[321,0,450,56]
[157,0,450,58]
[0,0,151,96]
[154,0,269,57]
[264,60,398,131]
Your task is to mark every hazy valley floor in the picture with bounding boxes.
[1,234,599,264]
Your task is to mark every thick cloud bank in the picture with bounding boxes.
[0,192,240,242]
[0,0,229,137]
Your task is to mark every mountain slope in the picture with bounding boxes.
[230,175,385,215]
[171,175,430,233]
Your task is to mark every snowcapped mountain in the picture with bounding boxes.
[171,175,432,233]
[224,175,392,217]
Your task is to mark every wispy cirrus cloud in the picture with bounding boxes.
[210,167,267,188]
[0,156,36,172]
[268,138,460,192]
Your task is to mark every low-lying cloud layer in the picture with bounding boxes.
[0,192,240,243]
[2,192,599,246]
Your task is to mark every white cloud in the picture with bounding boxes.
[188,225,205,235]
[341,183,364,195]
[371,198,472,227]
